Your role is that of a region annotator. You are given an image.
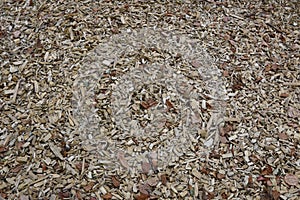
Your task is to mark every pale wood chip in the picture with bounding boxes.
[49,143,64,160]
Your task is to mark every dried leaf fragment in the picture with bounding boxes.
[135,193,149,200]
[222,70,229,77]
[142,161,151,174]
[287,107,299,118]
[58,191,70,199]
[35,38,43,49]
[161,174,167,185]
[261,165,273,175]
[272,190,280,200]
[279,91,289,98]
[0,146,8,153]
[201,189,215,200]
[101,193,112,200]
[260,187,273,200]
[19,194,29,200]
[10,164,23,173]
[0,30,6,38]
[165,99,174,110]
[200,166,210,175]
[247,175,253,187]
[112,176,120,188]
[257,176,267,182]
[139,183,151,195]
[75,162,89,172]
[278,132,288,140]
[284,174,299,186]
[76,191,83,200]
[117,151,129,169]
[0,192,7,199]
[83,182,94,192]
[191,60,201,68]
[140,99,158,109]
[217,173,225,180]
[146,177,158,187]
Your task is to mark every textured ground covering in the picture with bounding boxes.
[0,0,299,199]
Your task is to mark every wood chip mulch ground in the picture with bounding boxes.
[0,0,299,199]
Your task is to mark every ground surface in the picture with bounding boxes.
[0,0,299,199]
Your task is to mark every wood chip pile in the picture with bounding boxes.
[0,0,299,199]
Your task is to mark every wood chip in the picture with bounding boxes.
[49,143,64,160]
[192,168,201,179]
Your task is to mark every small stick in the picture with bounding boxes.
[11,79,21,103]
[81,158,85,175]
[229,14,244,20]
[282,82,300,86]
[266,22,282,33]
